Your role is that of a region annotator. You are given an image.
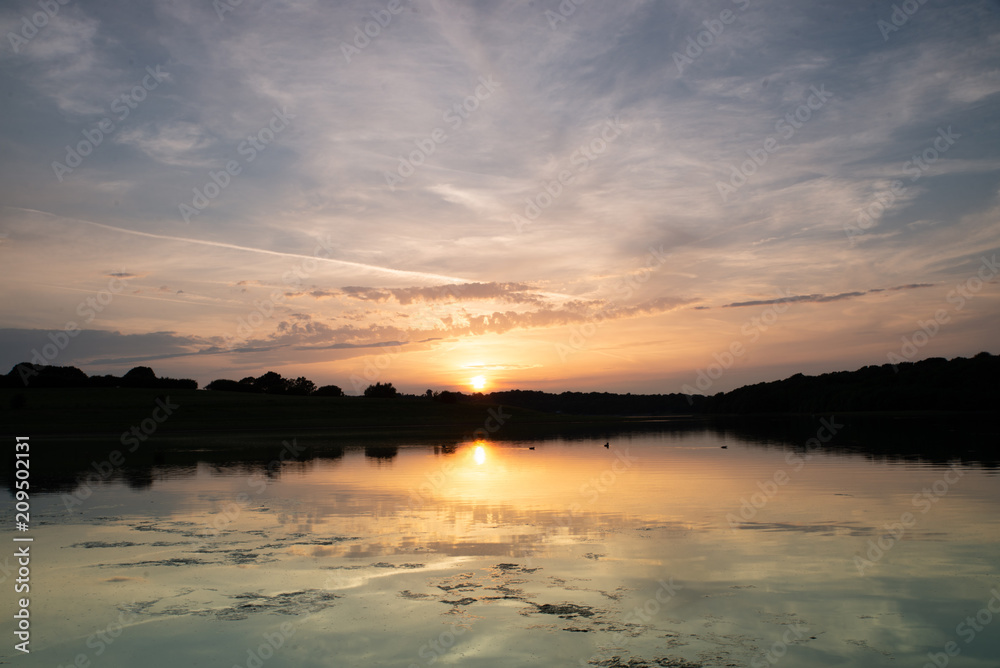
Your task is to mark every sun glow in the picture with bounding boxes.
[470,375,487,391]
[473,445,487,465]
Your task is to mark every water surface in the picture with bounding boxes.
[3,420,999,667]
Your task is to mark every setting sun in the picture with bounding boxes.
[470,375,487,391]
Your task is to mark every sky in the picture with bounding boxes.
[1,0,999,395]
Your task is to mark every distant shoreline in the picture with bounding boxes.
[2,386,995,442]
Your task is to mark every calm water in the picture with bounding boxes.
[3,421,999,667]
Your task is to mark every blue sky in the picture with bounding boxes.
[1,0,998,394]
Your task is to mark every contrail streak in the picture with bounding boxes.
[8,208,469,284]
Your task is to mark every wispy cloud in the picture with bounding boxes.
[302,282,547,306]
[722,284,936,308]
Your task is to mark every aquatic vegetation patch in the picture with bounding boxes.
[285,535,361,545]
[225,550,274,564]
[587,657,702,668]
[214,590,342,620]
[102,557,208,567]
[597,586,629,601]
[533,602,596,618]
[398,590,434,600]
[437,582,477,592]
[492,562,540,574]
[440,597,477,606]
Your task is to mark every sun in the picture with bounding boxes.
[470,375,487,391]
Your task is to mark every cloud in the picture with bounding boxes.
[317,282,547,306]
[869,283,936,292]
[724,292,866,308]
[4,10,110,116]
[0,329,212,371]
[293,340,411,352]
[223,294,694,355]
[722,284,935,308]
[115,122,216,167]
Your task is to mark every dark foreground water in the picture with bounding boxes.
[2,418,999,667]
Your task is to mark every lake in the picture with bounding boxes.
[3,417,999,667]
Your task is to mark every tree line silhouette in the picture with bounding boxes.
[2,364,196,389]
[3,352,997,414]
[703,352,998,414]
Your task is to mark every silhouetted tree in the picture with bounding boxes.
[254,371,289,394]
[211,372,313,395]
[363,382,398,398]
[314,385,345,397]
[207,379,243,392]
[287,376,316,396]
[433,390,462,404]
[4,363,89,388]
[116,366,196,389]
[122,366,158,386]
